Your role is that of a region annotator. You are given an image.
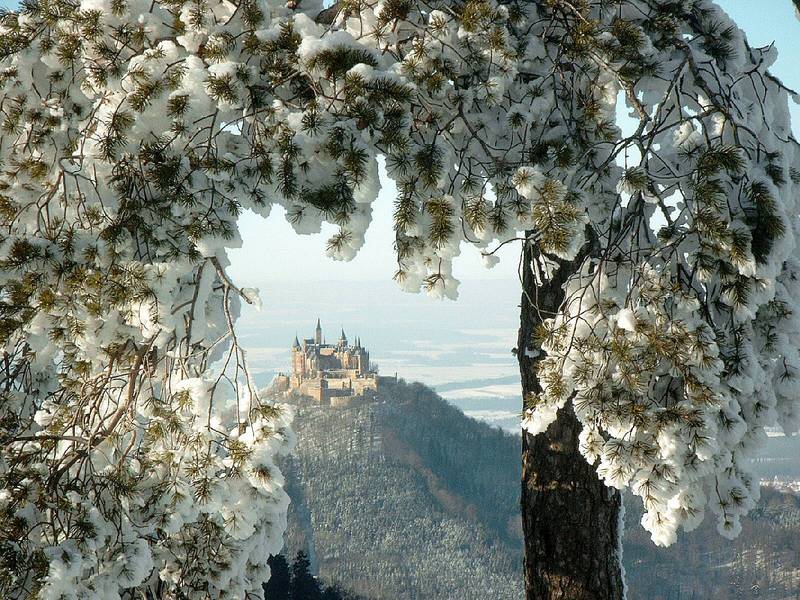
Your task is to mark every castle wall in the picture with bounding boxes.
[330,396,352,408]
[324,377,351,390]
[273,374,290,392]
[299,381,329,405]
[353,377,378,397]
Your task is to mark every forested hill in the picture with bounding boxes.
[276,379,800,600]
[280,379,524,600]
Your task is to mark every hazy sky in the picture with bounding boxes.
[229,0,800,288]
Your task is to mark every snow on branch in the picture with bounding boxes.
[0,0,799,597]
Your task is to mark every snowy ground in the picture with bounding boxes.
[761,479,800,495]
[437,381,521,431]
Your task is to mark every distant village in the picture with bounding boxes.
[272,319,383,407]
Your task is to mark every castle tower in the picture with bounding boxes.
[339,328,347,347]
[291,334,305,383]
[315,318,322,345]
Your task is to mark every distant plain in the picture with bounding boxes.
[238,279,800,484]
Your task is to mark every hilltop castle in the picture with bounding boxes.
[273,319,378,406]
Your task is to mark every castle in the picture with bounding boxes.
[273,319,378,406]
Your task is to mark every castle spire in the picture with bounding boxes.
[292,334,300,349]
[315,318,322,345]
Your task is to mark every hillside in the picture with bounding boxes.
[277,379,800,600]
[281,379,523,599]
[624,486,800,599]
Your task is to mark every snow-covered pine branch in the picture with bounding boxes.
[0,0,798,597]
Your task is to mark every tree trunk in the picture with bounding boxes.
[517,237,624,600]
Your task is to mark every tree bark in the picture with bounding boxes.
[517,236,624,600]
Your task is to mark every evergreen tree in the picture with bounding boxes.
[290,551,322,600]
[0,0,798,598]
[320,584,349,600]
[264,555,291,600]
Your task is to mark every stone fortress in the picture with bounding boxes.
[273,319,378,406]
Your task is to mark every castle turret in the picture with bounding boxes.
[291,333,306,383]
[315,318,322,345]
